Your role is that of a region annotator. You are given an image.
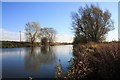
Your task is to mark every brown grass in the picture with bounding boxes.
[57,42,120,79]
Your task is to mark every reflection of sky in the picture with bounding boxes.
[2,48,26,59]
[55,45,73,72]
[0,49,2,79]
[2,45,73,78]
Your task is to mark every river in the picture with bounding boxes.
[1,45,73,78]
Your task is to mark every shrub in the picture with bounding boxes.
[56,42,120,79]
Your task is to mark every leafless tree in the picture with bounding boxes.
[40,27,57,45]
[48,28,57,44]
[25,22,40,47]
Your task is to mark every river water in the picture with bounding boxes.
[1,45,73,78]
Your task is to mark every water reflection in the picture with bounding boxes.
[2,45,73,78]
[24,46,56,71]
[0,49,2,79]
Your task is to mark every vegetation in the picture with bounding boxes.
[25,22,57,47]
[25,22,41,47]
[72,4,114,44]
[56,4,119,79]
[1,41,40,48]
[40,27,57,45]
[56,42,120,79]
[2,3,119,79]
[1,41,72,48]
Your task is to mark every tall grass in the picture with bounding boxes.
[56,42,120,79]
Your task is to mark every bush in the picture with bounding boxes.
[56,42,120,79]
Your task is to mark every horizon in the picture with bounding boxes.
[1,2,118,42]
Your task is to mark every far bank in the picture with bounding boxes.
[0,41,72,48]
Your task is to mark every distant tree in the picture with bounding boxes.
[41,37,48,45]
[40,27,57,45]
[47,28,57,44]
[25,22,40,47]
[72,4,114,44]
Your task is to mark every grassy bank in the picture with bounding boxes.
[56,42,120,79]
[0,41,72,48]
[1,41,33,48]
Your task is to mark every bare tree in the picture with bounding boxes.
[40,27,57,45]
[25,22,40,47]
[48,28,57,44]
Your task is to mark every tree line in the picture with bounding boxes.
[25,4,115,47]
[25,22,57,47]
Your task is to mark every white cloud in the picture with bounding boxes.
[56,34,73,43]
[106,30,118,42]
[0,28,25,41]
[1,27,118,42]
[0,28,73,43]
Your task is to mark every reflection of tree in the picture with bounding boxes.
[24,46,56,71]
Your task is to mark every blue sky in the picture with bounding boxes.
[1,2,118,42]
[1,0,119,2]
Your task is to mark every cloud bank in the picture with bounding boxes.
[0,28,73,43]
[0,28,117,42]
[0,28,25,41]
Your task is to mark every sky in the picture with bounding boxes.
[1,0,119,2]
[1,2,119,42]
[118,2,120,39]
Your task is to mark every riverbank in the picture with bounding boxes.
[0,41,72,48]
[56,41,120,79]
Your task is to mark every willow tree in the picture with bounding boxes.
[72,4,114,44]
[25,22,40,47]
